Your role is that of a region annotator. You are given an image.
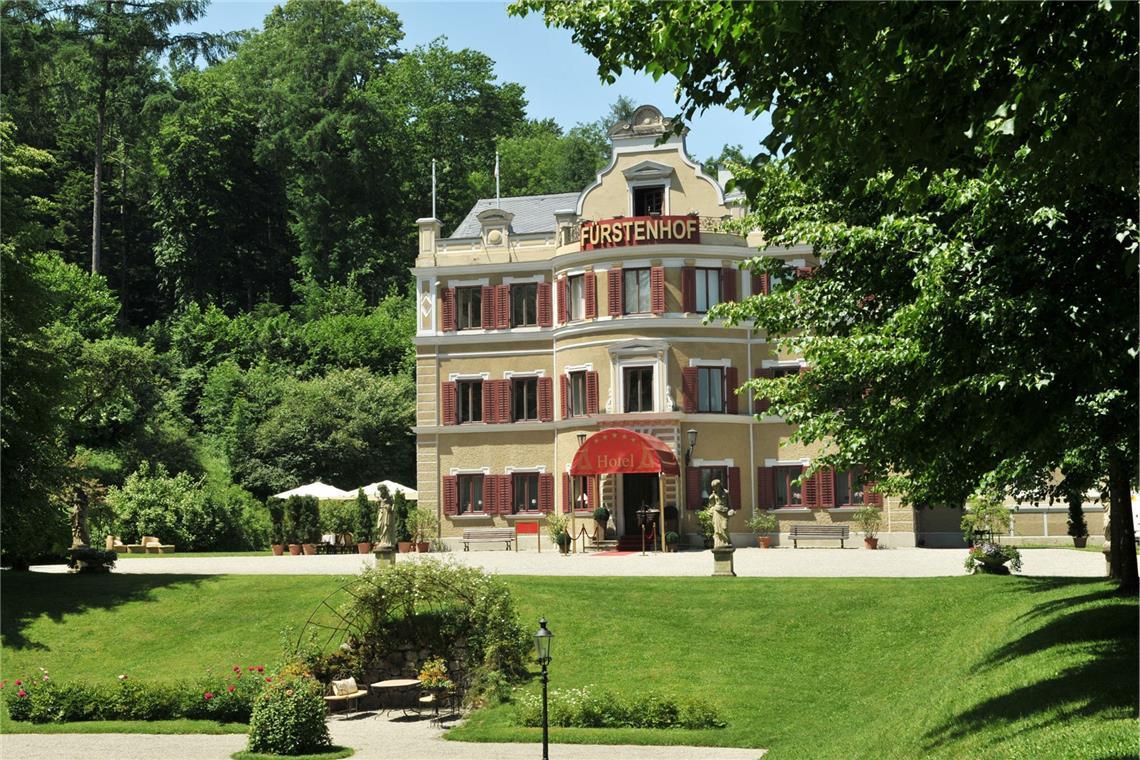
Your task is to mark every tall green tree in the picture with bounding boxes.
[516,1,1139,591]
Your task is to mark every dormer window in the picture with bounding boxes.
[634,186,664,216]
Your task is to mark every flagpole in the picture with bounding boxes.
[431,159,437,220]
[495,151,500,207]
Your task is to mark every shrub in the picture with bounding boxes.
[268,499,286,545]
[960,492,1011,544]
[392,492,411,542]
[318,499,356,537]
[246,672,331,756]
[65,547,117,572]
[965,543,1023,574]
[852,506,881,539]
[747,513,778,534]
[354,488,373,544]
[1066,491,1089,539]
[285,495,305,544]
[304,497,322,544]
[515,686,725,729]
[592,506,609,522]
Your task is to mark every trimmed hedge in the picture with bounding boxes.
[515,686,726,730]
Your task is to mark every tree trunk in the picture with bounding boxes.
[1108,451,1137,594]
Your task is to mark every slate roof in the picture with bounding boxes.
[448,192,581,239]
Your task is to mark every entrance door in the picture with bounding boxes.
[622,473,659,537]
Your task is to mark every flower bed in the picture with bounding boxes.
[3,665,270,724]
[515,685,725,730]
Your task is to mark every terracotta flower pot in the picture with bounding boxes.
[357,542,372,554]
[416,541,430,553]
[864,537,879,550]
[1073,536,1088,548]
[397,541,412,553]
[271,544,284,556]
[758,535,772,549]
[288,544,301,556]
[302,543,316,555]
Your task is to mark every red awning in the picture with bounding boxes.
[570,428,680,476]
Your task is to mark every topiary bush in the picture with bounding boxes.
[246,670,331,756]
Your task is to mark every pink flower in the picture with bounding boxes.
[227,685,235,693]
[247,666,255,672]
[233,665,240,672]
[285,689,294,697]
[265,677,272,683]
[204,692,214,700]
[42,675,50,682]
[256,666,264,673]
[14,680,22,686]
[1,680,7,689]
[17,690,27,698]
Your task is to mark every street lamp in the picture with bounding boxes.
[576,431,587,448]
[685,428,698,465]
[534,618,554,760]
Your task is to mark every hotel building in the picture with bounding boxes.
[410,105,1100,549]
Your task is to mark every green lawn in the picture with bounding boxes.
[2,572,1135,759]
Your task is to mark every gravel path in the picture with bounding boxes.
[1,713,765,760]
[32,547,1105,578]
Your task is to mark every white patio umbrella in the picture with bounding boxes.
[271,480,352,500]
[359,480,418,501]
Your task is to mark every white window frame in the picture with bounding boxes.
[616,359,659,414]
[627,178,672,217]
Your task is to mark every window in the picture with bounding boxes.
[774,466,803,508]
[694,269,721,313]
[698,466,728,504]
[511,283,537,327]
[622,268,651,314]
[457,287,482,330]
[623,366,654,412]
[458,474,484,513]
[457,380,482,423]
[633,185,664,216]
[568,275,586,320]
[512,377,538,421]
[568,371,587,417]
[513,473,540,513]
[697,367,725,413]
[835,466,866,506]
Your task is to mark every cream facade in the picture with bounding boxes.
[411,106,915,548]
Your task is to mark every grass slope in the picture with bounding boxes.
[1,572,1135,759]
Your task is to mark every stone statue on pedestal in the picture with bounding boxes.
[70,487,90,549]
[707,479,735,549]
[375,492,396,550]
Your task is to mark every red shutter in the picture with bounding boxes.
[481,285,494,329]
[499,475,513,515]
[588,476,598,510]
[725,367,739,415]
[498,379,512,423]
[443,476,458,516]
[721,266,738,303]
[481,476,494,514]
[795,266,815,279]
[585,371,599,415]
[560,375,571,419]
[819,468,835,508]
[802,469,819,508]
[538,376,553,422]
[584,272,597,319]
[758,273,771,295]
[557,277,568,323]
[682,367,698,414]
[757,467,775,510]
[442,382,457,426]
[496,285,510,329]
[482,379,497,423]
[865,481,884,507]
[537,282,553,327]
[538,473,554,513]
[681,266,696,312]
[562,472,571,513]
[650,266,665,315]
[728,467,741,509]
[686,467,702,510]
[608,268,623,316]
[754,368,775,415]
[441,288,456,332]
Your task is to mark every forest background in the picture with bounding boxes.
[1,0,746,564]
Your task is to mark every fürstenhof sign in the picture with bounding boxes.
[580,215,699,250]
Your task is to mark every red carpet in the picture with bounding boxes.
[591,550,638,556]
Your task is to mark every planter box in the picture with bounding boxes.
[288,544,302,556]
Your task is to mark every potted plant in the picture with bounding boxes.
[410,506,438,552]
[696,508,714,549]
[965,542,1023,575]
[747,512,779,548]
[301,496,320,555]
[393,491,413,552]
[355,488,373,554]
[853,506,882,549]
[665,531,680,552]
[546,513,571,554]
[286,495,304,555]
[268,499,286,556]
[592,506,610,537]
[1066,491,1089,548]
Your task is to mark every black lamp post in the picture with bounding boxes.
[576,431,587,448]
[534,617,554,760]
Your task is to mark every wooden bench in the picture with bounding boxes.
[789,524,850,548]
[460,528,516,551]
[324,677,369,716]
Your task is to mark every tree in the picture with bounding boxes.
[515,1,1139,591]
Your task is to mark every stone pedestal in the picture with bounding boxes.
[712,547,736,577]
[374,547,396,567]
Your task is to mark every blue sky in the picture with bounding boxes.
[182,1,771,162]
